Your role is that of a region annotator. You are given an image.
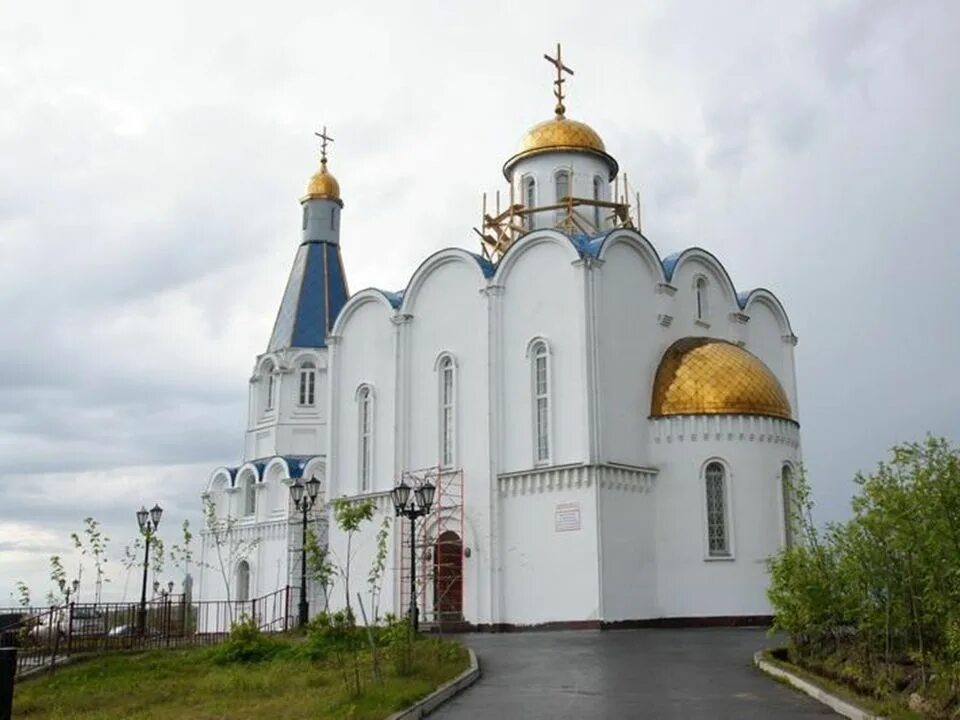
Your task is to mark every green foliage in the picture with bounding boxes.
[48,555,66,603]
[767,437,960,711]
[305,526,337,612]
[211,615,285,664]
[305,608,366,697]
[14,580,30,608]
[382,613,415,677]
[368,517,392,622]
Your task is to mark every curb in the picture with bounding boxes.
[753,651,885,720]
[387,647,481,720]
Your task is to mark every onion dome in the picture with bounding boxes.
[503,116,619,180]
[651,338,792,420]
[303,160,341,203]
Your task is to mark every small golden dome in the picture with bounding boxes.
[304,161,341,202]
[651,338,793,420]
[503,116,619,180]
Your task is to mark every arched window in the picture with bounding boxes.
[439,355,455,468]
[531,340,551,464]
[299,361,316,406]
[593,176,603,229]
[555,170,570,204]
[705,462,729,557]
[243,474,256,517]
[236,560,250,602]
[358,386,373,491]
[524,176,536,230]
[781,464,794,548]
[695,277,708,321]
[263,361,275,412]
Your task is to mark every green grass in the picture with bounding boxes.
[760,649,925,720]
[14,637,470,720]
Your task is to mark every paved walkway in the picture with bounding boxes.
[435,628,836,719]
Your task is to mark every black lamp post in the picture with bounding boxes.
[290,476,322,627]
[136,503,163,636]
[390,478,436,633]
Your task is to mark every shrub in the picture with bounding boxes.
[382,613,415,677]
[211,615,284,664]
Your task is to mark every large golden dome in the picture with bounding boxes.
[304,161,341,202]
[503,116,618,180]
[651,338,793,420]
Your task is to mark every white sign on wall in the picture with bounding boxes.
[555,502,581,532]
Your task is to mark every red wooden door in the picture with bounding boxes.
[433,531,463,617]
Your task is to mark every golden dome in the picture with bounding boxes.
[651,338,793,420]
[303,161,341,202]
[503,116,618,180]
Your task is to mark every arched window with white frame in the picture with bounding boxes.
[236,560,251,602]
[242,474,256,517]
[592,175,604,229]
[357,385,373,492]
[529,339,551,464]
[555,169,570,204]
[438,354,456,468]
[705,461,730,557]
[299,360,316,406]
[523,176,536,230]
[781,464,795,548]
[695,276,709,322]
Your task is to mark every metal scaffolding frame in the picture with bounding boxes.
[397,466,464,626]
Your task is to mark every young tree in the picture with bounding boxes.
[170,519,194,593]
[120,538,144,602]
[201,494,259,618]
[305,526,337,613]
[83,517,110,604]
[332,498,375,615]
[367,516,392,623]
[48,555,66,604]
[14,581,30,608]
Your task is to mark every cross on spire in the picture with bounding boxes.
[314,125,334,165]
[543,43,574,118]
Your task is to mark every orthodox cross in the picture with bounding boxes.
[314,126,334,164]
[543,43,574,118]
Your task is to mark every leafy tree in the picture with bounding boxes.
[367,516,392,623]
[305,526,337,613]
[48,555,67,603]
[14,581,30,608]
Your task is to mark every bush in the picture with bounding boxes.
[211,615,285,664]
[381,613,414,677]
[768,437,960,711]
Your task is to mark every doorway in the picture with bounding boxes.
[433,530,463,619]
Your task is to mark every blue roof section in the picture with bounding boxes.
[661,251,681,281]
[468,251,497,278]
[375,289,405,308]
[268,241,349,351]
[280,455,315,479]
[736,291,751,310]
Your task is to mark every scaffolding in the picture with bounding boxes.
[398,466,464,626]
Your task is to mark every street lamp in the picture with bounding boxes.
[136,503,163,636]
[390,478,436,632]
[290,476,322,627]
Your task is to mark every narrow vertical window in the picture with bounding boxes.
[236,560,250,602]
[302,206,308,231]
[439,356,455,467]
[696,277,708,321]
[593,176,603,229]
[299,361,316,406]
[532,341,550,463]
[358,386,372,491]
[705,462,729,556]
[264,362,275,412]
[243,476,256,517]
[782,465,794,548]
[330,207,337,231]
[555,170,570,203]
[524,176,536,230]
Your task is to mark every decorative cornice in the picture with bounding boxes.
[391,313,414,326]
[730,312,750,325]
[655,283,677,296]
[481,284,505,297]
[572,256,605,269]
[650,415,801,448]
[498,462,658,497]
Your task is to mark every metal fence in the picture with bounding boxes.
[0,586,295,681]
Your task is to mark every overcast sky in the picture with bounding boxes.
[2,0,958,605]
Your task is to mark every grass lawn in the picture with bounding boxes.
[14,636,470,720]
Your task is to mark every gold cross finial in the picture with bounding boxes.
[543,43,574,118]
[314,125,334,165]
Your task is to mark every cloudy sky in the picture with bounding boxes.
[1,0,958,605]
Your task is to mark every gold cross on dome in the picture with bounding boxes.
[543,43,574,118]
[314,125,334,164]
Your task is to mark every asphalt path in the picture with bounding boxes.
[434,628,837,719]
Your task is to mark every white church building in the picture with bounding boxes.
[198,49,801,630]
